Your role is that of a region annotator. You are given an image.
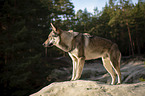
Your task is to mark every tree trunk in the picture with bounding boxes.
[126,22,134,56]
[122,8,134,56]
[135,24,140,55]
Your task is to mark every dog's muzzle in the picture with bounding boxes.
[42,43,53,47]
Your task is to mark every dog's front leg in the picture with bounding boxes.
[71,58,77,80]
[74,57,85,80]
[68,53,77,81]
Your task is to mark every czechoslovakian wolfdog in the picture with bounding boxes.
[43,23,121,85]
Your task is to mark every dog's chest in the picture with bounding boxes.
[70,48,79,58]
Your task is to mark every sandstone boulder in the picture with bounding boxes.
[30,80,145,96]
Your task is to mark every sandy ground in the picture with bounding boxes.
[30,58,145,96]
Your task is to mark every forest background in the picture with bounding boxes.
[0,0,145,96]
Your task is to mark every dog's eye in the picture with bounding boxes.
[52,33,58,37]
[52,35,58,37]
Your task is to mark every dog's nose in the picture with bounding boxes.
[42,43,45,46]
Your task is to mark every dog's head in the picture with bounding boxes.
[43,23,61,47]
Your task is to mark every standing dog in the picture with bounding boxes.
[43,23,121,85]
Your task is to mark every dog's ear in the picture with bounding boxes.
[50,23,61,34]
[51,23,56,32]
[56,28,62,34]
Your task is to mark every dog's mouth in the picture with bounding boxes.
[48,43,53,47]
[43,43,54,47]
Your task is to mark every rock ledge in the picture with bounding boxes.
[30,80,145,96]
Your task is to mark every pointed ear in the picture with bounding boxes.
[50,23,56,32]
[56,28,62,34]
[50,23,61,34]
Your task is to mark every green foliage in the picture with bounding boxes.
[0,0,74,96]
[73,0,145,56]
[139,77,145,82]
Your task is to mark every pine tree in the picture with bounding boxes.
[0,0,75,95]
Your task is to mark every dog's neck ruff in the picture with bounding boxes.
[67,33,84,53]
[67,47,75,52]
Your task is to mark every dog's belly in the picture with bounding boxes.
[85,52,103,60]
[84,49,108,60]
[69,47,108,60]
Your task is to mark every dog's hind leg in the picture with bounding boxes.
[109,44,121,84]
[109,53,121,85]
[102,57,116,85]
[74,57,85,80]
[68,53,77,81]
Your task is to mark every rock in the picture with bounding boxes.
[47,60,145,84]
[31,58,145,96]
[30,80,145,96]
[121,61,145,83]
